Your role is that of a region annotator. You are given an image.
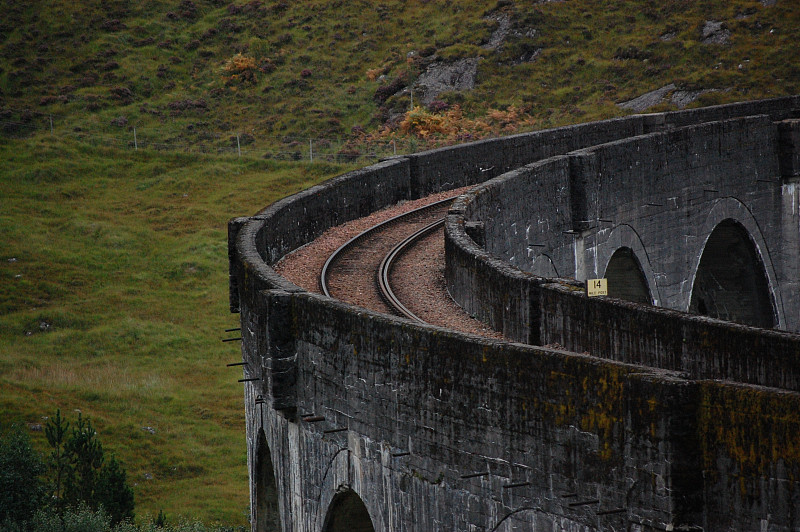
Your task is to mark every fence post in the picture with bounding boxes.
[392,139,396,155]
[309,139,313,162]
[134,128,138,150]
[237,134,241,157]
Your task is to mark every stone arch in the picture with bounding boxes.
[603,247,652,305]
[322,487,375,532]
[254,429,279,532]
[596,224,661,306]
[687,197,784,328]
[689,219,775,328]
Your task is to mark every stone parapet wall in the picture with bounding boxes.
[657,95,800,129]
[445,113,800,390]
[537,282,800,389]
[261,289,705,530]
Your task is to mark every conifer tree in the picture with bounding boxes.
[44,410,135,524]
[44,409,70,510]
[63,413,105,508]
[0,425,46,524]
[96,454,135,525]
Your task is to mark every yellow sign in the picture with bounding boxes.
[586,278,608,297]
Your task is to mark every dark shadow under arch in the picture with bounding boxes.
[689,219,774,328]
[322,487,375,532]
[603,247,652,305]
[255,429,280,532]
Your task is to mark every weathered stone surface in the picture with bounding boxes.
[448,109,800,342]
[779,119,800,178]
[618,83,676,112]
[230,96,800,532]
[414,58,479,106]
[701,20,731,45]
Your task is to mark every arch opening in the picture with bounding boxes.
[322,487,375,532]
[689,219,774,328]
[603,247,652,305]
[255,430,280,532]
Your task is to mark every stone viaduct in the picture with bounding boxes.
[228,96,800,531]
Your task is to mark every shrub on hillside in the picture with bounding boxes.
[4,505,249,532]
[27,503,115,532]
[222,54,257,84]
[373,74,407,103]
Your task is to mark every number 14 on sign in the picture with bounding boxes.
[587,278,608,297]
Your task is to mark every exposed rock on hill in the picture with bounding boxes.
[414,58,479,106]
[413,8,542,106]
[619,84,724,111]
[671,88,721,108]
[618,84,676,111]
[701,20,731,44]
[483,13,512,50]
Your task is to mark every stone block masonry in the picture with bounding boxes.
[230,96,800,531]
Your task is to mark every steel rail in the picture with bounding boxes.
[377,218,445,323]
[319,197,456,315]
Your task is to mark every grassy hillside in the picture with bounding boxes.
[1,0,798,526]
[2,0,798,152]
[0,136,351,525]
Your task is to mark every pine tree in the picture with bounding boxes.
[44,411,136,524]
[63,413,105,508]
[44,409,70,510]
[95,454,135,525]
[0,425,46,524]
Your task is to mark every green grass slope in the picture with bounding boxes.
[0,136,350,524]
[1,0,798,526]
[2,0,798,151]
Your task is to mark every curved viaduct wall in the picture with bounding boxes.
[229,97,800,532]
[465,115,789,315]
[445,114,800,387]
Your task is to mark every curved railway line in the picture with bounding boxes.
[320,197,455,322]
[377,218,445,322]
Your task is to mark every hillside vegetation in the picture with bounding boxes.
[2,0,798,153]
[1,0,798,526]
[0,135,349,525]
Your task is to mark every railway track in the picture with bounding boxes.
[320,197,456,322]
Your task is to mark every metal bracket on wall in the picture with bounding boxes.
[568,499,600,507]
[460,472,489,479]
[596,507,627,516]
[503,481,531,489]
